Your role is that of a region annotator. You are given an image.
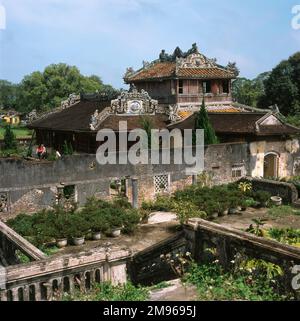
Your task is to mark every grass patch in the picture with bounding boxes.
[267,205,300,218]
[0,126,32,139]
[63,282,149,301]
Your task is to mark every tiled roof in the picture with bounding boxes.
[127,62,176,81]
[28,100,110,132]
[125,62,235,82]
[168,112,300,136]
[177,67,235,79]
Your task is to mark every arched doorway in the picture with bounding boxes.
[263,153,279,178]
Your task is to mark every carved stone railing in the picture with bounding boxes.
[184,218,300,295]
[0,246,130,301]
[0,220,46,266]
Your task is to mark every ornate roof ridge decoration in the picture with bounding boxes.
[110,85,159,115]
[60,93,80,109]
[89,107,111,131]
[124,43,239,80]
[28,93,80,125]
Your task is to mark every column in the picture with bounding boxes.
[131,177,138,209]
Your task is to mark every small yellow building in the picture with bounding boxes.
[2,114,20,125]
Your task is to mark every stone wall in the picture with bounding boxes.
[0,142,249,219]
[244,177,298,204]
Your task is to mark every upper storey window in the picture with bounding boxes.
[222,80,229,94]
[178,80,183,94]
[203,81,212,94]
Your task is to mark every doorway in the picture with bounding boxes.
[263,153,279,178]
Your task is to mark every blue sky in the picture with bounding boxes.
[0,0,299,88]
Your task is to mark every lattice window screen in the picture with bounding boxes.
[154,174,169,194]
[232,164,245,178]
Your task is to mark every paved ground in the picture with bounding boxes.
[53,220,179,257]
[149,279,198,301]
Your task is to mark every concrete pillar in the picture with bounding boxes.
[110,261,127,286]
[131,177,138,209]
[69,276,74,295]
[90,270,96,284]
[34,284,41,301]
[23,285,30,301]
[11,288,19,301]
[0,290,7,301]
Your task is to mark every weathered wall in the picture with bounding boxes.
[0,143,249,219]
[249,138,300,178]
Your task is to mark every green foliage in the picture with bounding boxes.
[3,124,17,150]
[184,261,286,301]
[268,227,300,246]
[142,195,175,212]
[193,98,218,145]
[172,201,207,224]
[246,218,268,237]
[63,140,73,155]
[1,64,118,113]
[139,115,153,149]
[267,205,300,218]
[64,281,149,301]
[258,52,300,115]
[0,80,18,109]
[232,73,269,107]
[252,190,271,205]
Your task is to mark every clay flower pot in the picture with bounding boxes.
[270,196,282,206]
[72,236,85,246]
[92,231,101,240]
[111,228,121,238]
[56,238,68,248]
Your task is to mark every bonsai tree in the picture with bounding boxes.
[89,212,109,233]
[193,98,218,145]
[66,213,90,238]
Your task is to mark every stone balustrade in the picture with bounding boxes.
[0,246,130,301]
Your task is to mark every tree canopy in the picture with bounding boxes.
[232,72,269,108]
[0,63,118,113]
[258,52,300,115]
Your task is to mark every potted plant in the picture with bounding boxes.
[228,196,239,214]
[49,212,70,248]
[219,201,229,216]
[89,213,109,240]
[106,209,124,237]
[68,213,89,245]
[253,190,271,207]
[206,202,219,220]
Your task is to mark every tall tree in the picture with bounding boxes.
[0,80,18,110]
[15,63,117,112]
[193,99,218,145]
[258,52,300,115]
